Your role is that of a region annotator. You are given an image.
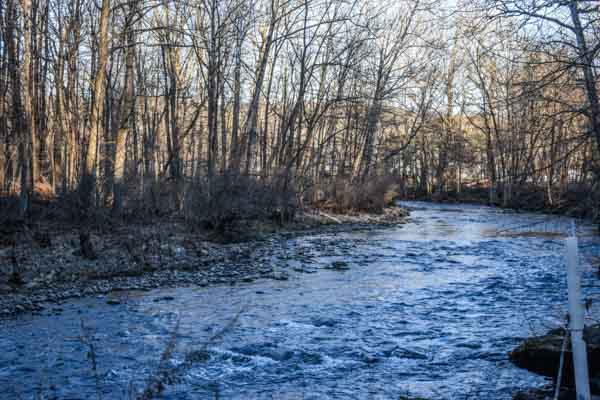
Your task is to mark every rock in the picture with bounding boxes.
[330,261,349,270]
[186,349,210,363]
[8,271,24,286]
[153,296,175,302]
[271,272,289,281]
[311,317,337,327]
[592,375,600,395]
[33,230,52,248]
[0,284,12,293]
[197,247,209,257]
[509,324,600,393]
[513,387,579,400]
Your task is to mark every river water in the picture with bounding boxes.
[2,202,600,399]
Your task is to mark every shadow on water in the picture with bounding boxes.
[2,201,600,399]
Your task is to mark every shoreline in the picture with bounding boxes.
[0,206,408,317]
[403,185,597,222]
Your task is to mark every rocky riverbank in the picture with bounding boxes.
[0,206,408,317]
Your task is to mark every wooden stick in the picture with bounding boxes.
[318,211,343,224]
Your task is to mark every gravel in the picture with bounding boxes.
[0,207,408,317]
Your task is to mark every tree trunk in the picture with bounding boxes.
[21,0,36,213]
[85,0,111,185]
[113,6,137,215]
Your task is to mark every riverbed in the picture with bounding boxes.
[2,202,600,399]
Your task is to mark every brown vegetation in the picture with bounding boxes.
[0,0,599,233]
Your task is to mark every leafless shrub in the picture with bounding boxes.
[138,306,246,400]
[184,172,297,234]
[40,176,114,231]
[320,175,402,213]
[137,319,181,400]
[0,195,24,245]
[140,177,183,218]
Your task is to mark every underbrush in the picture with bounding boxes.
[0,173,300,244]
[407,182,599,221]
[311,175,402,214]
[184,173,297,239]
[0,173,407,246]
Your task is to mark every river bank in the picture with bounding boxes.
[0,206,408,317]
[404,184,598,222]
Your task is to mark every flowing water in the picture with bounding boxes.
[2,202,600,400]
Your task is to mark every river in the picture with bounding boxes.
[2,202,600,399]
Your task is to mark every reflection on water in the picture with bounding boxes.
[1,201,600,399]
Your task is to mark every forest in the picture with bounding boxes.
[1,0,599,228]
[3,1,600,399]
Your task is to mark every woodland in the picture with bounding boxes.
[1,0,599,228]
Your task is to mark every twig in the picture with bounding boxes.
[317,211,342,224]
[137,317,181,400]
[80,319,103,400]
[554,327,568,400]
[137,306,247,400]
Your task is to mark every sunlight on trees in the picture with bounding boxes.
[0,0,598,221]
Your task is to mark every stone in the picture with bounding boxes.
[509,324,600,393]
[512,387,578,400]
[330,261,349,270]
[8,271,24,286]
[0,284,12,293]
[271,272,289,281]
[153,296,175,302]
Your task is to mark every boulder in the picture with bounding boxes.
[513,387,572,400]
[509,324,600,393]
[513,385,600,400]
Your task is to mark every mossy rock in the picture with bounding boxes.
[509,324,600,392]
